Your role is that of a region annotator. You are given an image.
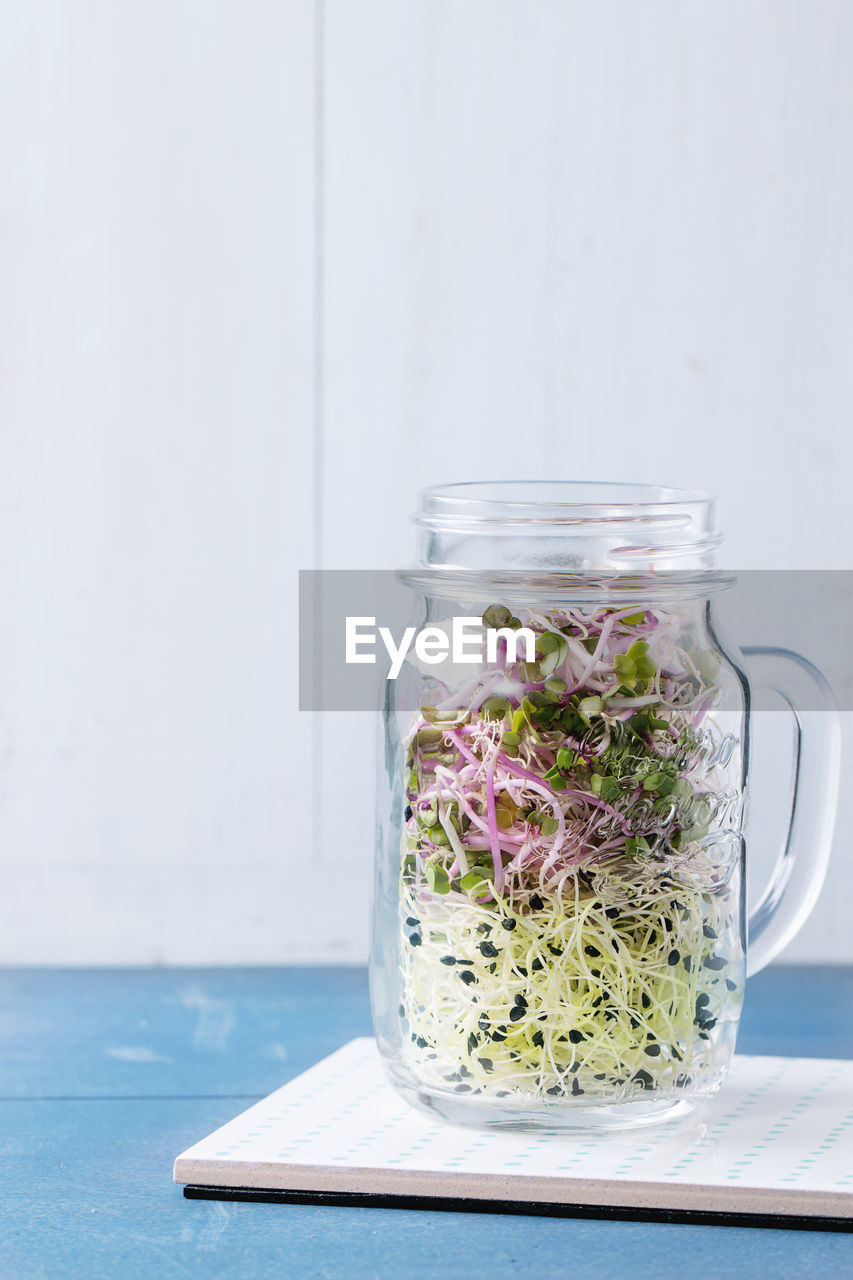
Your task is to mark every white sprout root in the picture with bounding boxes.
[401,870,742,1102]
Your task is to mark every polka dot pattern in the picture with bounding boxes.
[175,1038,853,1218]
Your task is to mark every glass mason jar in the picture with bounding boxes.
[370,482,840,1131]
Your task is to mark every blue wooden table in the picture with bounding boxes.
[1,966,851,1279]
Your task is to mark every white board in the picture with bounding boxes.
[175,1038,853,1224]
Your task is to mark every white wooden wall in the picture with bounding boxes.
[1,1,851,963]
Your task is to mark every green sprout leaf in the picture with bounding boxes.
[482,604,512,629]
[614,653,637,682]
[578,695,603,721]
[461,870,491,895]
[599,776,621,802]
[424,861,450,894]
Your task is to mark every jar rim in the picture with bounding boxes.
[416,480,714,530]
[397,566,735,604]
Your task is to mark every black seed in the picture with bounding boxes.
[591,997,603,1008]
[467,1033,478,1053]
[516,966,528,977]
[459,970,476,985]
[703,924,717,939]
[571,1077,584,1096]
[683,956,692,973]
[531,958,544,972]
[667,949,680,966]
[479,1058,493,1072]
[459,1064,472,1078]
[477,922,491,934]
[496,1090,510,1097]
[409,933,422,947]
[590,969,601,978]
[455,1083,472,1093]
[546,1085,561,1096]
[440,955,456,966]
[605,906,620,919]
[629,1016,640,1029]
[405,917,419,927]
[726,979,738,992]
[675,1074,691,1088]
[644,1043,661,1057]
[530,894,544,910]
[641,992,651,1009]
[514,993,528,1007]
[404,805,413,821]
[633,1069,654,1089]
[491,1028,507,1042]
[548,944,562,956]
[702,1017,717,1031]
[532,1030,544,1048]
[415,1036,428,1049]
[479,941,499,958]
[672,1046,683,1061]
[585,945,601,958]
[704,954,726,970]
[478,1014,490,1032]
[501,918,517,931]
[568,1029,585,1044]
[594,1072,607,1080]
[488,962,497,974]
[509,1006,525,1022]
[696,993,710,1008]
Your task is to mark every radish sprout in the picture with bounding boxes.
[399,603,743,1105]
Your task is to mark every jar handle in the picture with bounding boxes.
[742,646,841,975]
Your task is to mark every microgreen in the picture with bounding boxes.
[399,600,739,1105]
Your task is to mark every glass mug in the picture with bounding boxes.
[370,482,840,1130]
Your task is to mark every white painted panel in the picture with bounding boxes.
[0,1,319,962]
[321,0,853,959]
[323,0,853,575]
[1,0,849,963]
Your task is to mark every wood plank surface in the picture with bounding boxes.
[0,966,851,1277]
